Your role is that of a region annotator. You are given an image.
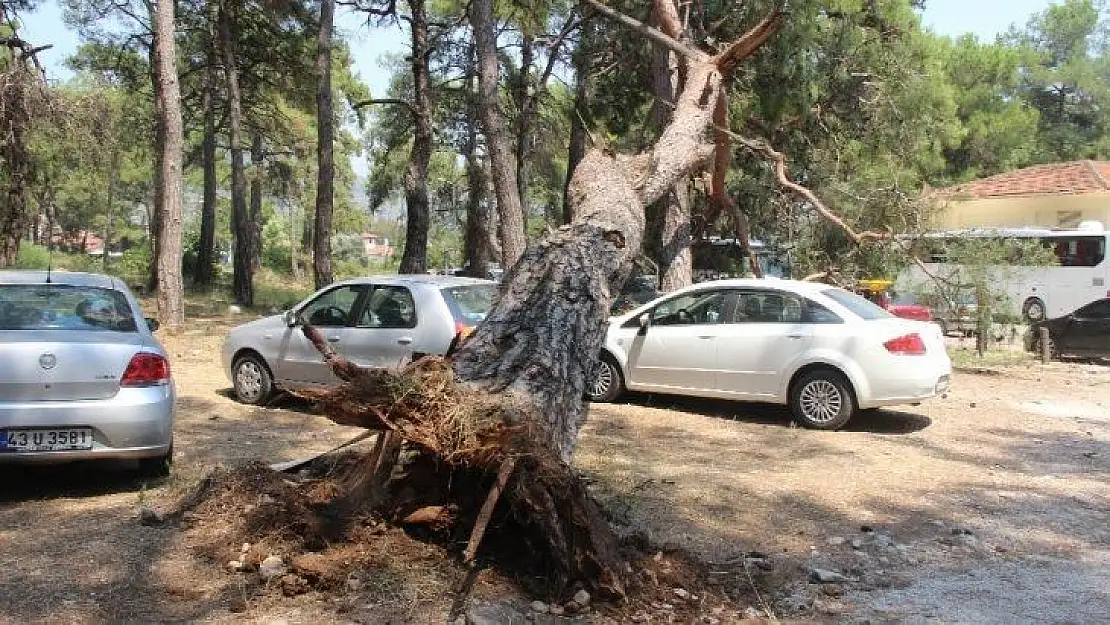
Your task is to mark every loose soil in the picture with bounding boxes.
[0,314,1106,623]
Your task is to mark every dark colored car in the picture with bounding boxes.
[1027,298,1110,359]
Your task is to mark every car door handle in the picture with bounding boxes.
[787,334,804,339]
[327,336,340,343]
[697,335,715,339]
[397,337,413,345]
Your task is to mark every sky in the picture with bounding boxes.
[13,0,1059,176]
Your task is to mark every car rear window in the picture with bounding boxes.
[441,284,496,324]
[821,288,893,320]
[0,284,138,331]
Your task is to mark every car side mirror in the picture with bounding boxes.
[637,313,651,335]
[283,310,297,327]
[145,317,160,332]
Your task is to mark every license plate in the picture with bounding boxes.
[1,428,94,452]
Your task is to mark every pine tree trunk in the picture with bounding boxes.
[470,0,527,270]
[650,0,692,291]
[219,0,253,306]
[0,78,28,267]
[147,39,164,295]
[398,0,431,275]
[313,0,336,289]
[250,132,264,272]
[194,0,219,287]
[153,0,186,330]
[463,81,491,279]
[515,32,533,212]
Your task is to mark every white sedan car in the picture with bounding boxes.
[588,279,951,430]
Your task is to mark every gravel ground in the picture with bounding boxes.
[0,316,1107,623]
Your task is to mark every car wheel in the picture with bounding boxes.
[587,353,624,403]
[789,369,856,430]
[233,353,274,405]
[1023,297,1046,323]
[934,318,948,337]
[138,442,173,479]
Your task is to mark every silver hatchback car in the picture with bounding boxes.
[222,275,496,404]
[0,271,175,476]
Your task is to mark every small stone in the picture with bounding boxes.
[228,305,243,314]
[631,613,649,623]
[826,536,846,546]
[711,606,725,616]
[452,617,465,625]
[653,551,664,562]
[673,588,691,600]
[346,577,363,591]
[969,402,977,408]
[280,574,309,597]
[530,601,549,614]
[809,568,848,583]
[704,618,720,625]
[860,525,874,533]
[822,583,844,596]
[139,506,163,526]
[227,560,243,572]
[851,539,864,549]
[564,600,581,613]
[659,602,674,610]
[259,555,285,580]
[743,606,762,619]
[548,604,564,616]
[229,597,248,613]
[240,542,251,553]
[573,589,591,607]
[929,520,946,527]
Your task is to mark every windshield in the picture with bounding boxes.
[821,288,893,320]
[441,284,496,324]
[0,284,138,331]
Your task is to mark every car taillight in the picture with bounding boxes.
[884,333,926,355]
[121,352,171,387]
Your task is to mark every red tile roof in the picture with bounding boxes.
[941,160,1110,200]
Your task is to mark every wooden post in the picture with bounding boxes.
[1039,327,1051,364]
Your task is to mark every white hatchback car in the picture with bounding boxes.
[588,279,951,429]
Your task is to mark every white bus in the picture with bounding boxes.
[897,221,1110,323]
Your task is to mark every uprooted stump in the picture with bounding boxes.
[295,352,628,599]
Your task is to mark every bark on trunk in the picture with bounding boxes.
[219,0,253,306]
[470,0,527,270]
[398,0,431,275]
[153,0,186,330]
[147,36,164,295]
[514,32,533,211]
[194,0,219,287]
[563,30,591,226]
[463,84,491,279]
[102,152,119,273]
[650,0,692,291]
[250,132,264,272]
[313,0,336,289]
[0,79,28,267]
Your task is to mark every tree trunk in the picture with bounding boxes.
[463,82,491,279]
[194,0,219,287]
[563,30,591,226]
[398,0,431,275]
[147,33,164,295]
[0,79,29,267]
[250,132,264,272]
[313,0,335,289]
[102,152,119,273]
[219,0,253,306]
[470,0,527,271]
[649,0,692,291]
[153,0,186,330]
[514,31,533,212]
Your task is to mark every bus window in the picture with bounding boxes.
[1052,236,1106,267]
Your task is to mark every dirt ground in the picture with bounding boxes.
[0,314,1107,623]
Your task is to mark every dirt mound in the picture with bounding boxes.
[166,458,779,622]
